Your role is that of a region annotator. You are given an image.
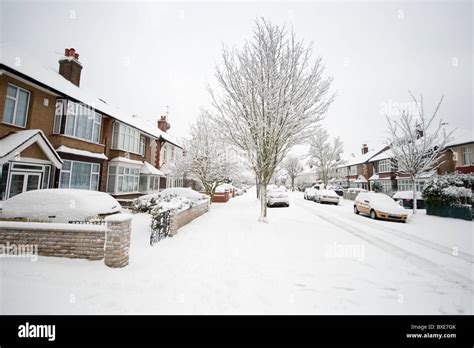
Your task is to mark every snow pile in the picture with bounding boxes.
[0,189,122,223]
[392,191,423,200]
[215,183,236,193]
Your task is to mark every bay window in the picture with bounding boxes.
[54,100,102,143]
[59,160,100,190]
[397,179,426,192]
[112,122,144,155]
[107,164,140,193]
[3,84,30,127]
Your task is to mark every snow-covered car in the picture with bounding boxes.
[327,185,344,197]
[0,189,122,223]
[392,191,425,209]
[304,187,318,200]
[267,187,289,207]
[354,192,408,222]
[314,189,340,204]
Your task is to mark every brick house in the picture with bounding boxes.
[349,129,474,195]
[336,144,388,190]
[0,45,182,201]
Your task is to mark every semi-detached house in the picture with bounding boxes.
[0,45,183,201]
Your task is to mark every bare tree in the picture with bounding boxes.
[284,156,304,191]
[174,110,238,202]
[209,18,334,221]
[386,92,452,213]
[308,127,344,187]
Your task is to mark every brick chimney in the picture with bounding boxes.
[361,144,368,155]
[157,115,170,132]
[59,48,83,87]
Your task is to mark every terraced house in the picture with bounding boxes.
[0,45,183,201]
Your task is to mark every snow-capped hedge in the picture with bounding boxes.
[422,172,474,207]
[132,188,208,214]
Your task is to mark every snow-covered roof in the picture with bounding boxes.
[339,145,388,167]
[354,175,368,183]
[141,161,165,176]
[392,191,423,200]
[0,129,62,168]
[56,145,108,160]
[368,174,392,181]
[0,43,182,148]
[368,149,392,162]
[109,157,143,166]
[445,128,473,148]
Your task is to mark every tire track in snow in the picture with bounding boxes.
[334,210,474,263]
[293,198,473,292]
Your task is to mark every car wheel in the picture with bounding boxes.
[370,209,377,220]
[354,205,359,214]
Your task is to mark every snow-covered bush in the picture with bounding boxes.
[133,198,156,213]
[422,172,474,206]
[371,181,383,193]
[132,189,208,214]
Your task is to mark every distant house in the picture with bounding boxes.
[336,144,388,190]
[0,45,183,201]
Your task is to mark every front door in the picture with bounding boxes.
[8,172,42,199]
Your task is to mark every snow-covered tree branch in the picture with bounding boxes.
[308,127,344,187]
[208,18,335,221]
[385,92,453,213]
[173,110,239,202]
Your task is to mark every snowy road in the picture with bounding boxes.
[1,188,472,314]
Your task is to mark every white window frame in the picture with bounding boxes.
[63,100,102,143]
[111,122,143,155]
[462,147,472,166]
[3,83,30,128]
[59,159,100,191]
[378,159,392,173]
[350,166,357,175]
[107,163,140,193]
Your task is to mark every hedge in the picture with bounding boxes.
[426,203,473,221]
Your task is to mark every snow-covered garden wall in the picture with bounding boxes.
[169,201,209,236]
[0,214,132,268]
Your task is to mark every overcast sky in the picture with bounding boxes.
[1,0,472,157]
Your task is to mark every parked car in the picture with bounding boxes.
[304,187,318,200]
[392,191,425,209]
[354,192,408,222]
[314,189,340,204]
[327,185,344,197]
[267,187,290,207]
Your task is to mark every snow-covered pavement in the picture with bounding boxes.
[1,188,472,314]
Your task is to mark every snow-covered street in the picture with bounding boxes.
[1,188,472,314]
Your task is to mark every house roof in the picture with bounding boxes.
[0,129,63,168]
[56,145,108,160]
[141,161,165,176]
[445,128,473,148]
[339,144,388,167]
[0,43,182,149]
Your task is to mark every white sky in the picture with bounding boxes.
[1,0,472,157]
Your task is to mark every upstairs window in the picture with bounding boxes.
[350,166,357,175]
[3,84,30,128]
[378,159,392,173]
[54,100,101,143]
[112,122,143,155]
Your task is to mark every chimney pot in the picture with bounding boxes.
[74,53,79,60]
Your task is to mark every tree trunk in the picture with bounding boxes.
[259,184,268,223]
[412,177,417,214]
[291,177,295,191]
[256,177,260,199]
